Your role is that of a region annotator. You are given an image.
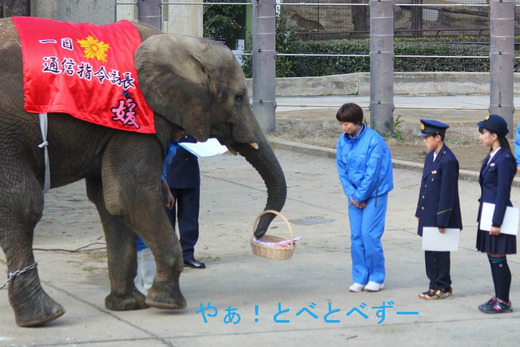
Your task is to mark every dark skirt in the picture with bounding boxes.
[476,229,517,254]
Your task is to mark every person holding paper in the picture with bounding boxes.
[336,103,394,293]
[165,134,206,269]
[476,114,516,314]
[416,120,462,300]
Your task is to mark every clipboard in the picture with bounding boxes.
[422,227,460,251]
[479,202,519,236]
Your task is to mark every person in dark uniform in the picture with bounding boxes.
[416,119,462,300]
[475,115,516,314]
[165,134,205,269]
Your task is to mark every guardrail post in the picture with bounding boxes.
[369,0,394,135]
[489,0,515,138]
[252,0,276,134]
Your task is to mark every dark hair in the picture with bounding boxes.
[336,103,363,125]
[480,127,512,153]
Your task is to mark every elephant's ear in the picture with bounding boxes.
[135,34,213,141]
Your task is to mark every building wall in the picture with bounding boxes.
[31,0,202,36]
[31,0,116,24]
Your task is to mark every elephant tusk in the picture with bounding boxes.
[249,142,259,150]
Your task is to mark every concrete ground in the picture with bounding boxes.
[1,132,519,345]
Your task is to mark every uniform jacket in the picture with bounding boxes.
[478,148,516,227]
[165,134,200,189]
[336,124,394,204]
[415,144,462,236]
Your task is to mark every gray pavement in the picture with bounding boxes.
[1,139,520,346]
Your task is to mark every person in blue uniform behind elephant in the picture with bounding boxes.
[416,119,462,300]
[336,103,394,293]
[165,134,205,269]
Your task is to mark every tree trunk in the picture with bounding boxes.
[352,0,368,32]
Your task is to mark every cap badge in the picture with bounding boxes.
[421,123,425,130]
[485,115,490,121]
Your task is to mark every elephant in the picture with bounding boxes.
[0,17,286,327]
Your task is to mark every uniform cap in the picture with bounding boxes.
[477,114,508,137]
[418,119,450,137]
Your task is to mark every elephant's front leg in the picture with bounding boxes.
[95,137,186,311]
[86,177,148,311]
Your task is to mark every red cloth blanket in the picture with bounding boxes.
[12,17,155,133]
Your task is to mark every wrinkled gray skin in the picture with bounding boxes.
[0,19,286,327]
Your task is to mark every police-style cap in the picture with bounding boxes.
[418,119,450,137]
[477,114,509,137]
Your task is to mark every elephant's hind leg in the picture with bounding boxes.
[86,177,148,311]
[0,168,65,327]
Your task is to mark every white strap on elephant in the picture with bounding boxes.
[38,113,50,193]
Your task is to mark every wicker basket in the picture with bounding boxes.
[250,210,295,260]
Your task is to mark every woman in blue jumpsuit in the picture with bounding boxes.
[336,103,394,293]
[476,115,516,314]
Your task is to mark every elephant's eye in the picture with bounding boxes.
[235,94,243,102]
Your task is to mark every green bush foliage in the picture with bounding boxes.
[203,1,246,50]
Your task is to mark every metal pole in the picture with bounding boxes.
[138,0,162,29]
[369,0,394,134]
[252,0,276,134]
[489,0,515,138]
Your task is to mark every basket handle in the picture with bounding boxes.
[252,210,294,247]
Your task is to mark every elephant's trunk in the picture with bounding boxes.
[236,136,287,238]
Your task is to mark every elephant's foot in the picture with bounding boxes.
[105,288,149,311]
[11,288,65,327]
[146,281,187,310]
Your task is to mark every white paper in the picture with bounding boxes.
[422,227,460,251]
[251,236,302,247]
[179,138,228,158]
[480,202,519,236]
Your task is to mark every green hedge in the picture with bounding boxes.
[241,15,520,77]
[242,39,503,77]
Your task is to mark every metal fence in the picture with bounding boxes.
[283,1,519,42]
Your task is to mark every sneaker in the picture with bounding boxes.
[424,288,453,300]
[479,297,513,314]
[364,281,384,292]
[349,283,366,293]
[419,289,435,299]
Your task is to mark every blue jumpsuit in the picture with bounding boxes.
[515,121,520,167]
[336,124,394,284]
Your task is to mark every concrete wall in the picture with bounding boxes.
[246,72,520,97]
[31,0,116,24]
[163,0,203,37]
[31,0,202,36]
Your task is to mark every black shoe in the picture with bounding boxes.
[479,297,513,314]
[184,259,206,269]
